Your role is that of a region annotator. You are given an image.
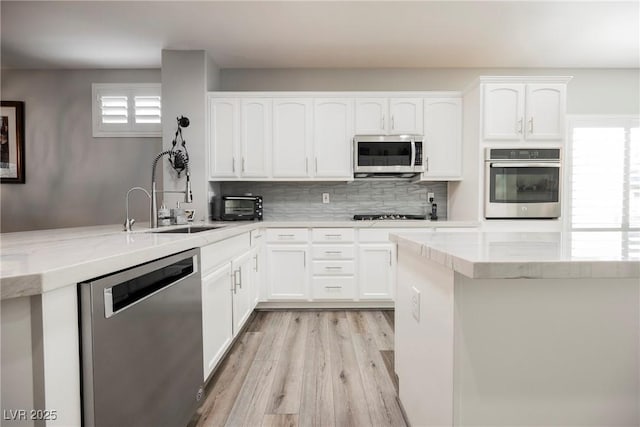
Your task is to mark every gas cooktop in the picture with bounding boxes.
[353,214,427,221]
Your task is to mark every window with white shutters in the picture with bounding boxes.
[568,116,640,258]
[92,83,161,137]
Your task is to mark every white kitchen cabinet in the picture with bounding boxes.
[483,82,566,142]
[422,98,462,180]
[266,244,309,300]
[272,99,313,178]
[240,99,272,177]
[313,98,353,179]
[208,98,240,178]
[250,229,265,303]
[355,97,423,135]
[231,250,255,335]
[389,98,423,134]
[358,243,396,300]
[201,263,233,380]
[525,84,566,140]
[355,98,387,134]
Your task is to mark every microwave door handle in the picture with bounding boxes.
[490,162,561,168]
[412,140,417,167]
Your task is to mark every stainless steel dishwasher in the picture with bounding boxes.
[79,248,203,427]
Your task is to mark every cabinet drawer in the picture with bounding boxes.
[266,228,309,243]
[358,229,395,243]
[312,228,355,243]
[312,245,355,260]
[312,260,355,276]
[312,277,356,300]
[201,233,250,275]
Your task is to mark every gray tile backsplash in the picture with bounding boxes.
[219,180,447,220]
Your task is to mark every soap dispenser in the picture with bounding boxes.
[157,204,171,226]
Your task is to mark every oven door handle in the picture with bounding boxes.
[490,162,561,168]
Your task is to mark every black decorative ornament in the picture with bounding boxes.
[169,115,190,176]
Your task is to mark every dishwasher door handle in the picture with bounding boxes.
[104,288,114,318]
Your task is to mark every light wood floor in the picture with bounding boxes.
[190,310,406,427]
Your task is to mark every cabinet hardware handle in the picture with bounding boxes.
[391,115,395,130]
[382,115,385,130]
[232,157,236,173]
[389,252,392,266]
[325,286,342,289]
[325,266,343,270]
[278,234,295,238]
[232,270,239,293]
[517,118,523,134]
[315,157,318,173]
[238,268,243,289]
[425,157,429,172]
[242,158,245,173]
[303,252,306,267]
[326,234,342,238]
[528,117,534,133]
[325,251,342,254]
[305,158,309,173]
[254,254,258,272]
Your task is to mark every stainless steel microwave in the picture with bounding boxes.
[353,135,424,178]
[485,148,562,219]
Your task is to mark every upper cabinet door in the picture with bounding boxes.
[422,98,462,179]
[389,98,424,134]
[482,84,525,140]
[209,98,239,178]
[525,84,565,140]
[355,98,388,134]
[313,98,354,178]
[241,99,272,178]
[272,99,313,178]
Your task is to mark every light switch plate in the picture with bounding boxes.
[427,192,435,202]
[411,286,420,322]
[322,193,330,204]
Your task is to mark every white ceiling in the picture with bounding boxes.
[1,1,638,70]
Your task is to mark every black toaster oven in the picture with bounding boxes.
[220,195,263,221]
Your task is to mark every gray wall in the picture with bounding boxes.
[220,181,447,221]
[0,69,161,232]
[161,50,216,223]
[220,68,640,114]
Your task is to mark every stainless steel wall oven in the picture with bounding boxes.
[485,148,562,219]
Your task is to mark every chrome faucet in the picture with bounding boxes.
[150,151,192,228]
[124,187,152,231]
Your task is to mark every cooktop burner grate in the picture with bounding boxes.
[353,214,427,221]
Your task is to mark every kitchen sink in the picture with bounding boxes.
[153,226,224,234]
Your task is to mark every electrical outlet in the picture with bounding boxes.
[322,193,330,204]
[427,192,435,203]
[411,286,420,322]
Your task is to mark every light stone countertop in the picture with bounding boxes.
[0,219,477,300]
[390,230,640,279]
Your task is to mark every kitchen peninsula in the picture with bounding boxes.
[392,231,640,427]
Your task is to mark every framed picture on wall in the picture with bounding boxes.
[1,101,25,183]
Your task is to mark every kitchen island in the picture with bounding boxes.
[0,219,476,427]
[391,231,640,427]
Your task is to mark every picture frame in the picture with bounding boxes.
[1,101,25,184]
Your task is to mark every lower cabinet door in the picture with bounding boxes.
[358,243,396,300]
[231,250,255,336]
[202,263,233,380]
[266,244,309,300]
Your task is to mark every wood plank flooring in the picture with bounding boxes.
[190,310,405,427]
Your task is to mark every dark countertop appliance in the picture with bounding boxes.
[220,195,263,221]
